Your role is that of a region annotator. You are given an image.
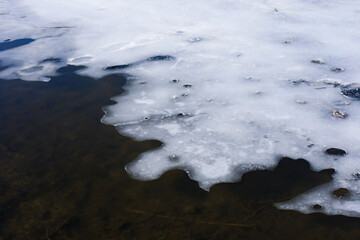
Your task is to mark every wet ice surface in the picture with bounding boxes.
[1,0,360,217]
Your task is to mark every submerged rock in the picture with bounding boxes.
[296,99,307,104]
[311,59,324,64]
[325,148,347,156]
[168,154,179,162]
[332,188,349,198]
[331,67,345,72]
[332,110,347,119]
[188,37,203,43]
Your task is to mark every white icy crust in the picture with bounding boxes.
[2,0,360,217]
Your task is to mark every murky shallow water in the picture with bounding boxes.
[1,67,360,239]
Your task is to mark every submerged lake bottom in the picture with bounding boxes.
[0,65,360,239]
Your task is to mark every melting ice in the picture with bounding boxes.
[1,0,360,217]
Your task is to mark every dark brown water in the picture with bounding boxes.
[1,65,360,239]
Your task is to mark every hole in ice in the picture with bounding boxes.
[146,55,175,61]
[312,204,322,210]
[105,63,133,70]
[56,65,87,74]
[0,38,35,52]
[40,57,62,64]
[341,88,360,99]
[332,188,349,198]
[325,148,347,156]
[105,55,175,70]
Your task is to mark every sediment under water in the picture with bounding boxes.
[0,67,360,239]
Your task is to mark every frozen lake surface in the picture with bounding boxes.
[1,0,360,217]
